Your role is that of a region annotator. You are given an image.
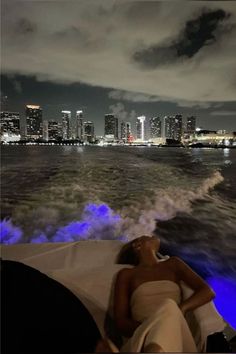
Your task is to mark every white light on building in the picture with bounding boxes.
[137,115,146,141]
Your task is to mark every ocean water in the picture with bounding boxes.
[1,145,236,327]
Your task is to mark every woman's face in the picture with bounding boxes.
[132,235,160,253]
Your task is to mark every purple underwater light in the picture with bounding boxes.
[207,276,236,329]
[0,203,126,244]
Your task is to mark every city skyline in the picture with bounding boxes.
[3,102,236,148]
[1,1,236,135]
[3,101,236,142]
[2,96,235,134]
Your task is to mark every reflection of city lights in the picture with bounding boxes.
[224,139,230,146]
[223,148,230,157]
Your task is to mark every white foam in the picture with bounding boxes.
[1,171,224,244]
[119,171,224,240]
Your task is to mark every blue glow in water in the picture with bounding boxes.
[31,234,49,244]
[0,203,123,244]
[85,203,110,218]
[0,219,23,244]
[52,221,91,242]
[207,276,236,329]
[117,235,128,242]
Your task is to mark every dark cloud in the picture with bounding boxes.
[133,9,230,69]
[2,1,236,104]
[177,9,230,57]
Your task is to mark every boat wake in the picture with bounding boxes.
[1,171,224,244]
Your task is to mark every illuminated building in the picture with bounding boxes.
[164,116,174,139]
[164,115,182,141]
[104,114,118,139]
[26,105,43,139]
[121,121,126,141]
[126,122,131,140]
[121,121,132,142]
[83,121,94,142]
[186,116,196,134]
[43,121,48,141]
[136,116,146,141]
[1,111,20,136]
[76,110,83,140]
[62,110,72,140]
[192,130,235,146]
[149,117,162,139]
[43,121,63,141]
[174,115,182,141]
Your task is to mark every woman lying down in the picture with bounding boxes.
[97,235,215,353]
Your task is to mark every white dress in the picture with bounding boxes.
[121,280,197,352]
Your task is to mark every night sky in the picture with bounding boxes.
[1,0,236,135]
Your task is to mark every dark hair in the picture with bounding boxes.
[116,240,139,266]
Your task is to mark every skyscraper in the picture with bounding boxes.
[136,116,146,141]
[121,121,132,142]
[121,120,126,141]
[1,111,20,136]
[26,105,43,139]
[126,122,132,141]
[149,117,162,139]
[62,110,72,140]
[83,121,94,142]
[104,114,118,139]
[43,120,48,141]
[164,115,182,141]
[164,116,174,139]
[186,116,196,134]
[44,121,63,141]
[174,115,182,141]
[76,110,83,140]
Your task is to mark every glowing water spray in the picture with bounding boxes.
[0,203,127,244]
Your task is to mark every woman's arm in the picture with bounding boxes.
[113,268,141,338]
[172,257,215,315]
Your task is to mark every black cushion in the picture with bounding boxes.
[1,260,101,353]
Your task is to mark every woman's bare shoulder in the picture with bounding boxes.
[116,267,135,282]
[167,256,182,263]
[117,267,135,275]
[168,256,191,267]
[163,256,184,270]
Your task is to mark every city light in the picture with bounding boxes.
[137,115,146,141]
[26,105,40,109]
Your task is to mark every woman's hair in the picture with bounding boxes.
[116,240,140,266]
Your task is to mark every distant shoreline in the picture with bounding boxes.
[1,142,236,149]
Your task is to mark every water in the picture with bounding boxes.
[1,146,236,327]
